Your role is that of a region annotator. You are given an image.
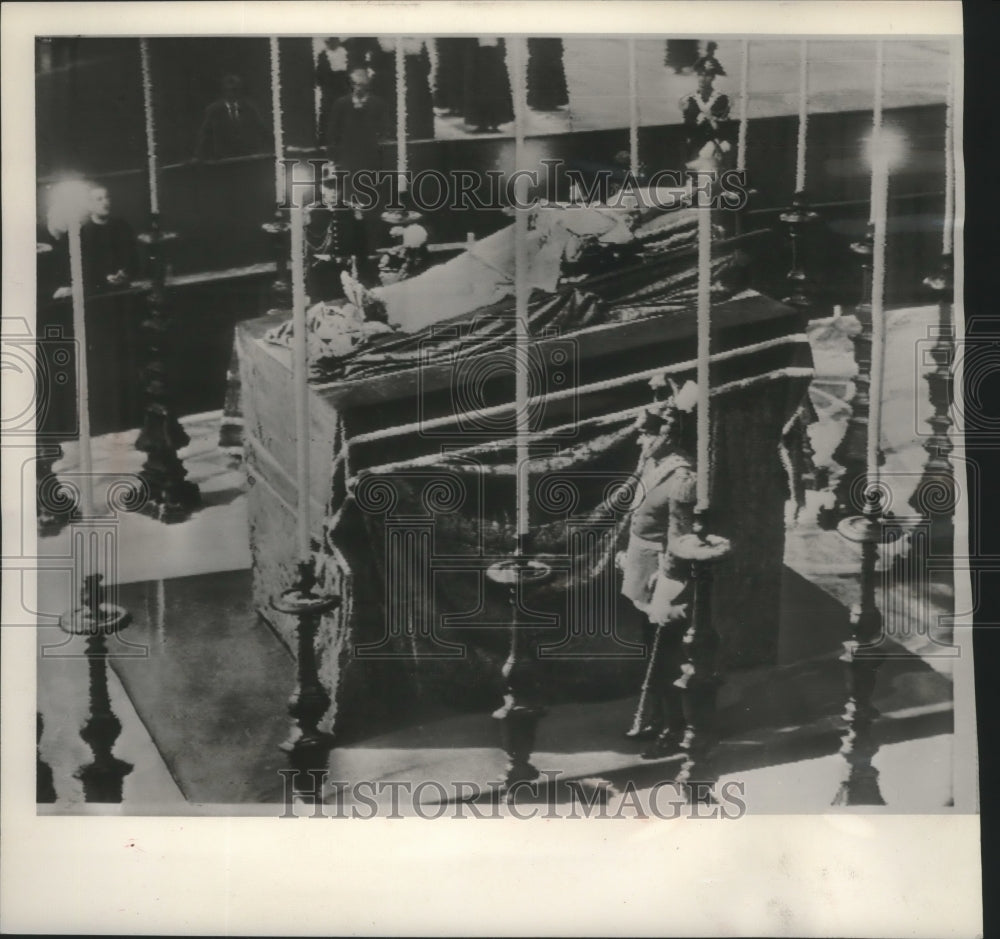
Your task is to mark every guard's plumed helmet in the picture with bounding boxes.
[638,377,698,437]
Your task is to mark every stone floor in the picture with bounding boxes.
[35,304,960,814]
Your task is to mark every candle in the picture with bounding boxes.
[943,39,957,255]
[312,37,324,143]
[869,40,884,224]
[396,38,408,192]
[737,39,749,173]
[270,37,285,206]
[695,188,712,512]
[289,205,310,557]
[139,39,159,215]
[867,139,889,488]
[627,37,639,180]
[68,217,95,518]
[511,36,530,547]
[795,39,808,193]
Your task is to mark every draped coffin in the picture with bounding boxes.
[235,229,814,741]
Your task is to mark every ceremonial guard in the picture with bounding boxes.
[679,43,733,172]
[618,379,699,760]
[305,169,370,301]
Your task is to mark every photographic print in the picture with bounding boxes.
[1,2,983,936]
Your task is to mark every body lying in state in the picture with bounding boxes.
[266,197,700,363]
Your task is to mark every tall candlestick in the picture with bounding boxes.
[696,189,712,512]
[139,39,159,215]
[867,141,889,487]
[312,37,324,144]
[289,205,310,557]
[396,38,408,192]
[270,37,285,206]
[943,39,957,255]
[628,37,639,180]
[511,36,530,547]
[68,218,95,518]
[795,39,809,193]
[737,39,750,173]
[869,40,884,224]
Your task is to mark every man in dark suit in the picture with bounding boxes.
[316,38,350,148]
[194,74,270,161]
[324,67,390,201]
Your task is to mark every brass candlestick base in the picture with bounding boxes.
[670,528,731,804]
[262,211,293,306]
[136,217,200,523]
[779,191,820,313]
[909,252,955,551]
[271,558,341,801]
[59,574,134,803]
[833,497,899,806]
[487,556,553,792]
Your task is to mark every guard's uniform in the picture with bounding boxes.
[305,202,369,301]
[621,451,697,619]
[620,447,697,754]
[680,89,732,171]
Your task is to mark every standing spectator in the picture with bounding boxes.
[343,37,381,75]
[465,37,513,133]
[526,38,568,111]
[368,38,435,140]
[37,191,72,301]
[324,67,390,200]
[77,182,143,432]
[316,38,350,148]
[80,184,139,293]
[433,38,476,115]
[194,74,270,161]
[664,39,701,75]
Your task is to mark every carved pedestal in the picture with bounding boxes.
[59,573,134,803]
[271,558,341,803]
[487,555,553,791]
[136,216,200,522]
